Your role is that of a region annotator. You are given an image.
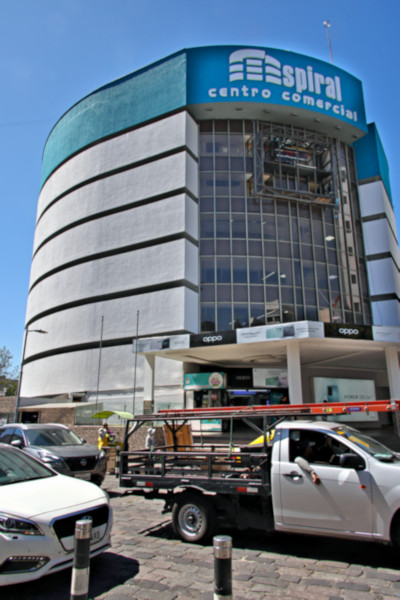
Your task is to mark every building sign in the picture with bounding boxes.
[324,323,373,340]
[133,334,190,353]
[184,372,227,390]
[253,368,288,388]
[190,330,236,348]
[237,321,324,344]
[313,377,377,422]
[187,46,367,131]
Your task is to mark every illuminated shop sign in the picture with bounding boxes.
[324,323,373,340]
[186,46,367,131]
[190,330,236,347]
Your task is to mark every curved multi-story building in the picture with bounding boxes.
[21,46,400,421]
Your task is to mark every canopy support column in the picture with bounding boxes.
[287,341,303,404]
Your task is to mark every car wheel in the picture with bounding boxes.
[172,493,216,543]
[90,475,103,486]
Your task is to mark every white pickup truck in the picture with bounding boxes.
[118,408,400,546]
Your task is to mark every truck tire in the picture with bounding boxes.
[391,513,400,546]
[172,494,216,543]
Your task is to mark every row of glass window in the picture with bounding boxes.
[200,196,336,220]
[197,119,371,326]
[200,302,367,331]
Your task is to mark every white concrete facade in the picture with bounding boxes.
[22,110,200,409]
[359,180,400,326]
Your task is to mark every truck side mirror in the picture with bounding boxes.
[339,453,365,470]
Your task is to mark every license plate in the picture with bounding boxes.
[91,528,102,543]
[75,473,91,480]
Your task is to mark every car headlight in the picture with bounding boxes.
[36,451,66,466]
[0,513,43,536]
[99,450,106,460]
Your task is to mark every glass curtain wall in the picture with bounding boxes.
[199,119,371,332]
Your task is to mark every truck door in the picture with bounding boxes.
[276,429,374,536]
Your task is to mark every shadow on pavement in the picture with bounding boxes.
[145,520,400,571]
[4,554,139,600]
[229,529,400,570]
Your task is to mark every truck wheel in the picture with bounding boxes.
[172,494,216,543]
[391,513,400,546]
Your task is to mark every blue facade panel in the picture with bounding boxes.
[353,123,392,203]
[41,52,188,186]
[41,45,368,187]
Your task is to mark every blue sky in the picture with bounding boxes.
[1,0,399,368]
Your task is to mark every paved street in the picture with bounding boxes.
[5,474,400,600]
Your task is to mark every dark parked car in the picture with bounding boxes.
[0,423,107,485]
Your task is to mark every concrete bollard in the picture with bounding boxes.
[213,535,232,599]
[70,518,92,600]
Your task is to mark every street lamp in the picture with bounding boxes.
[14,328,47,422]
[323,20,333,64]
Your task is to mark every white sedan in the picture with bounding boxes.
[0,443,112,586]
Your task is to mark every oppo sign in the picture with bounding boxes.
[190,330,236,348]
[324,323,373,340]
[338,328,359,336]
[203,335,223,343]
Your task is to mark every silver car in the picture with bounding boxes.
[0,423,107,485]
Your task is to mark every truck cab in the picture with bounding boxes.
[272,421,400,543]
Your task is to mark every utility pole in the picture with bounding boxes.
[95,315,104,412]
[132,310,139,416]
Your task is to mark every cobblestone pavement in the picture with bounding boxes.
[5,475,400,600]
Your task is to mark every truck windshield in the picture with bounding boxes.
[332,426,399,462]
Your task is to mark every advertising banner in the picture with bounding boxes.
[253,368,288,388]
[237,321,324,344]
[186,46,367,132]
[372,326,400,343]
[133,334,190,353]
[313,377,377,422]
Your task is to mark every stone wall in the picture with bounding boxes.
[0,395,16,415]
[0,398,166,450]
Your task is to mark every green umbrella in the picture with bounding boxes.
[91,410,134,420]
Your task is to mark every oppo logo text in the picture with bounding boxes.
[338,328,359,335]
[202,336,223,343]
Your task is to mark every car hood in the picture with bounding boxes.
[29,443,100,458]
[0,474,107,519]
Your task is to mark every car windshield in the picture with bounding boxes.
[0,447,55,485]
[25,428,83,447]
[332,425,400,462]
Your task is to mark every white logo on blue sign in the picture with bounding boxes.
[206,48,359,124]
